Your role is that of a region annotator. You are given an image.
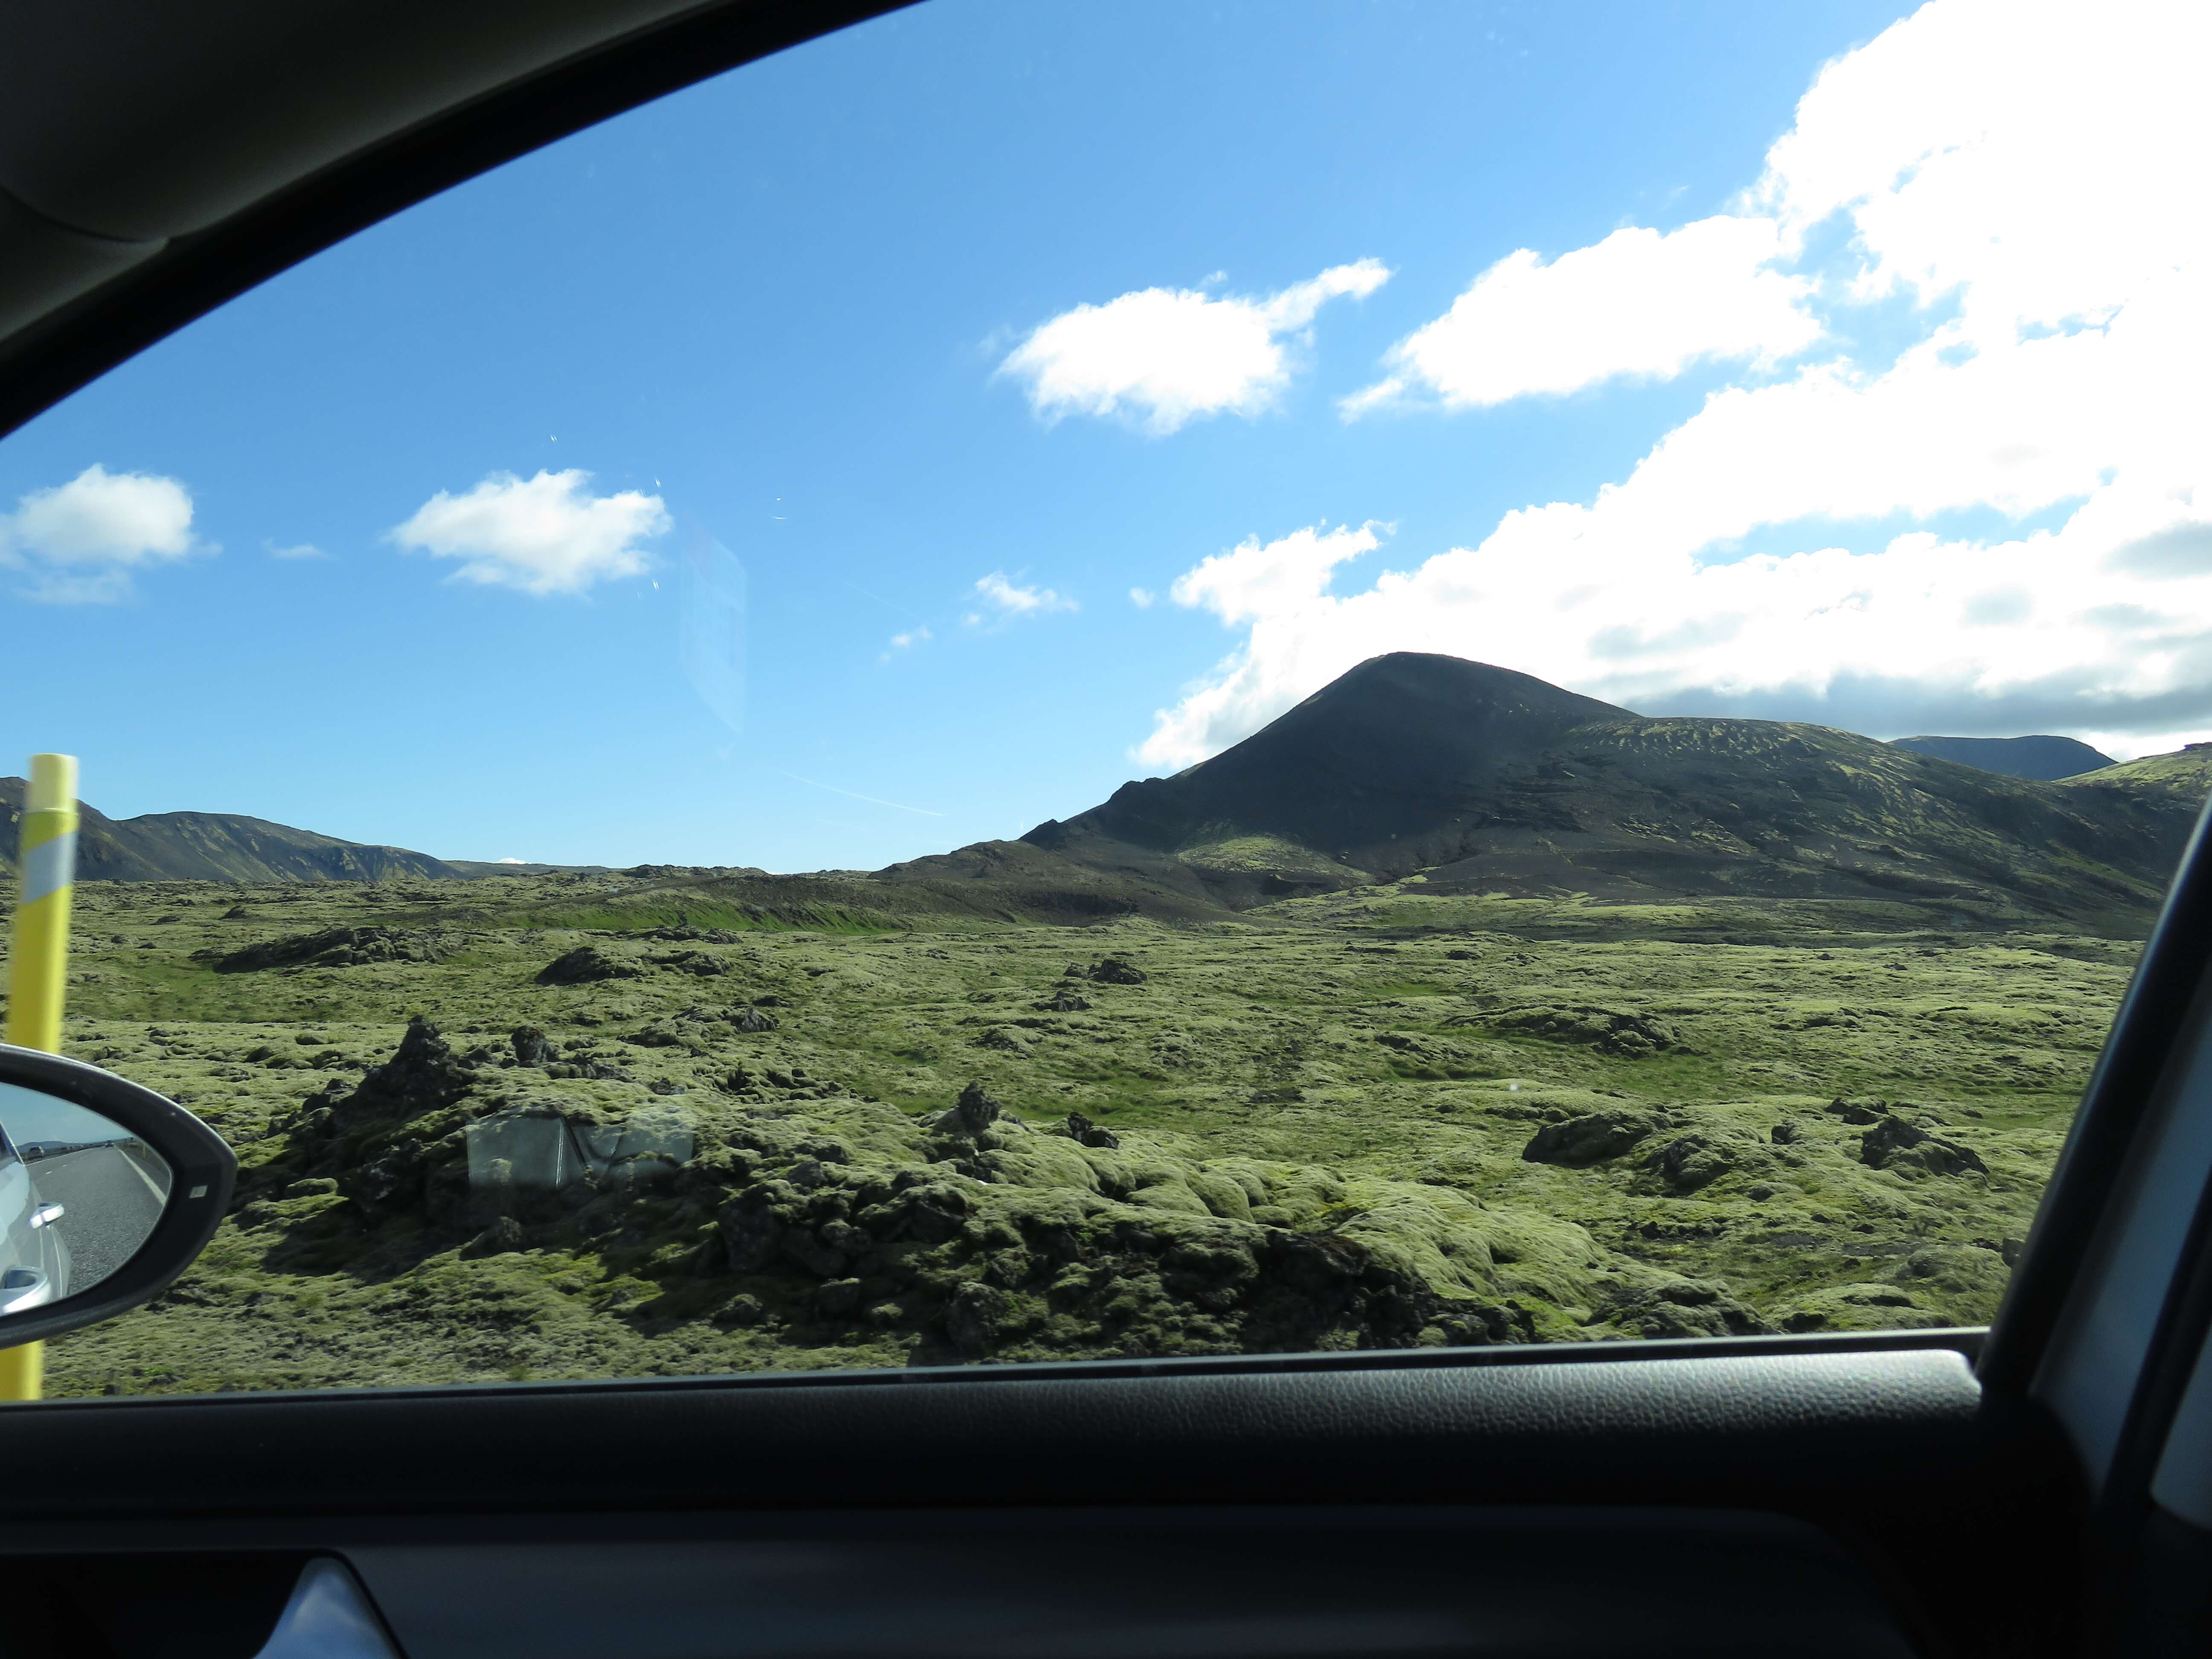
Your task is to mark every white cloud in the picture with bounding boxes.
[0,464,201,602]
[999,259,1391,434]
[972,571,1077,617]
[1345,217,1818,414]
[266,540,329,560]
[389,469,668,596]
[889,626,932,649]
[1145,0,2212,767]
[1129,587,1156,608]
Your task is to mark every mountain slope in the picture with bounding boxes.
[1025,654,1632,905]
[2057,746,2212,808]
[0,780,460,885]
[1022,653,2203,926]
[1889,733,2116,780]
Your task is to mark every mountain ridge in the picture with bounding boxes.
[1015,652,2203,928]
[1888,733,2117,780]
[4,655,2204,929]
[0,779,461,886]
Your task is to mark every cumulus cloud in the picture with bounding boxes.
[389,469,668,596]
[972,571,1077,617]
[999,259,1391,434]
[0,464,201,602]
[1145,0,2212,766]
[1345,217,1818,414]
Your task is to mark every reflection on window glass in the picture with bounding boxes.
[4,0,2206,1394]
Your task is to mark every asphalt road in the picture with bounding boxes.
[32,1144,170,1294]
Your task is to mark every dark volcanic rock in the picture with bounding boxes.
[536,946,646,986]
[1088,957,1147,985]
[1063,1112,1120,1150]
[1645,1134,1738,1193]
[1601,1278,1770,1339]
[339,1016,474,1127]
[944,1281,1016,1355]
[215,926,452,973]
[731,1007,778,1034]
[512,1026,559,1068]
[1522,1109,1657,1165]
[1860,1115,1989,1177]
[940,1080,1003,1138]
[1491,1004,1687,1058]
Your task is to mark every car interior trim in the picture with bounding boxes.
[0,0,913,443]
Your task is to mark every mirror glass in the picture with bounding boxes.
[0,1081,171,1312]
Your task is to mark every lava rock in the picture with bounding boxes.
[731,1007,778,1034]
[216,926,454,973]
[1522,1109,1657,1165]
[940,1080,1003,1138]
[1064,1112,1120,1150]
[1860,1115,1988,1176]
[716,1294,765,1327]
[1604,1278,1770,1339]
[943,1281,1015,1354]
[1088,958,1147,985]
[1490,1004,1687,1058]
[332,1017,474,1129]
[536,946,646,986]
[1644,1134,1737,1193]
[461,1217,525,1258]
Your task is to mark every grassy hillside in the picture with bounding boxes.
[1030,656,2200,928]
[13,864,2142,1395]
[0,779,459,885]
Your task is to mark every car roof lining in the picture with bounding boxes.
[0,0,911,440]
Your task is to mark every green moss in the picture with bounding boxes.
[26,866,2130,1396]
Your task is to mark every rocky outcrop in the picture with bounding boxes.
[1523,1109,1658,1166]
[214,926,455,972]
[1860,1115,1989,1177]
[536,945,647,985]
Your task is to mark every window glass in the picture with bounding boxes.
[5,0,2206,1394]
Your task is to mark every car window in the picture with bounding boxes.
[3,0,2205,1395]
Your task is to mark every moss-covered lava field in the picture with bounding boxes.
[17,865,2136,1395]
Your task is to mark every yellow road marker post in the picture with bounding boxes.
[0,754,80,1400]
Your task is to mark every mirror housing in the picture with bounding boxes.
[0,1042,235,1348]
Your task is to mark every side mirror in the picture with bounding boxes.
[0,1042,236,1348]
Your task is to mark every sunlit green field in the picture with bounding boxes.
[23,867,2132,1395]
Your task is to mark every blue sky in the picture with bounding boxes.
[3,0,2206,870]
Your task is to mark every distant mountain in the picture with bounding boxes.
[0,779,460,885]
[1888,733,2117,780]
[1018,652,2204,926]
[442,860,609,878]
